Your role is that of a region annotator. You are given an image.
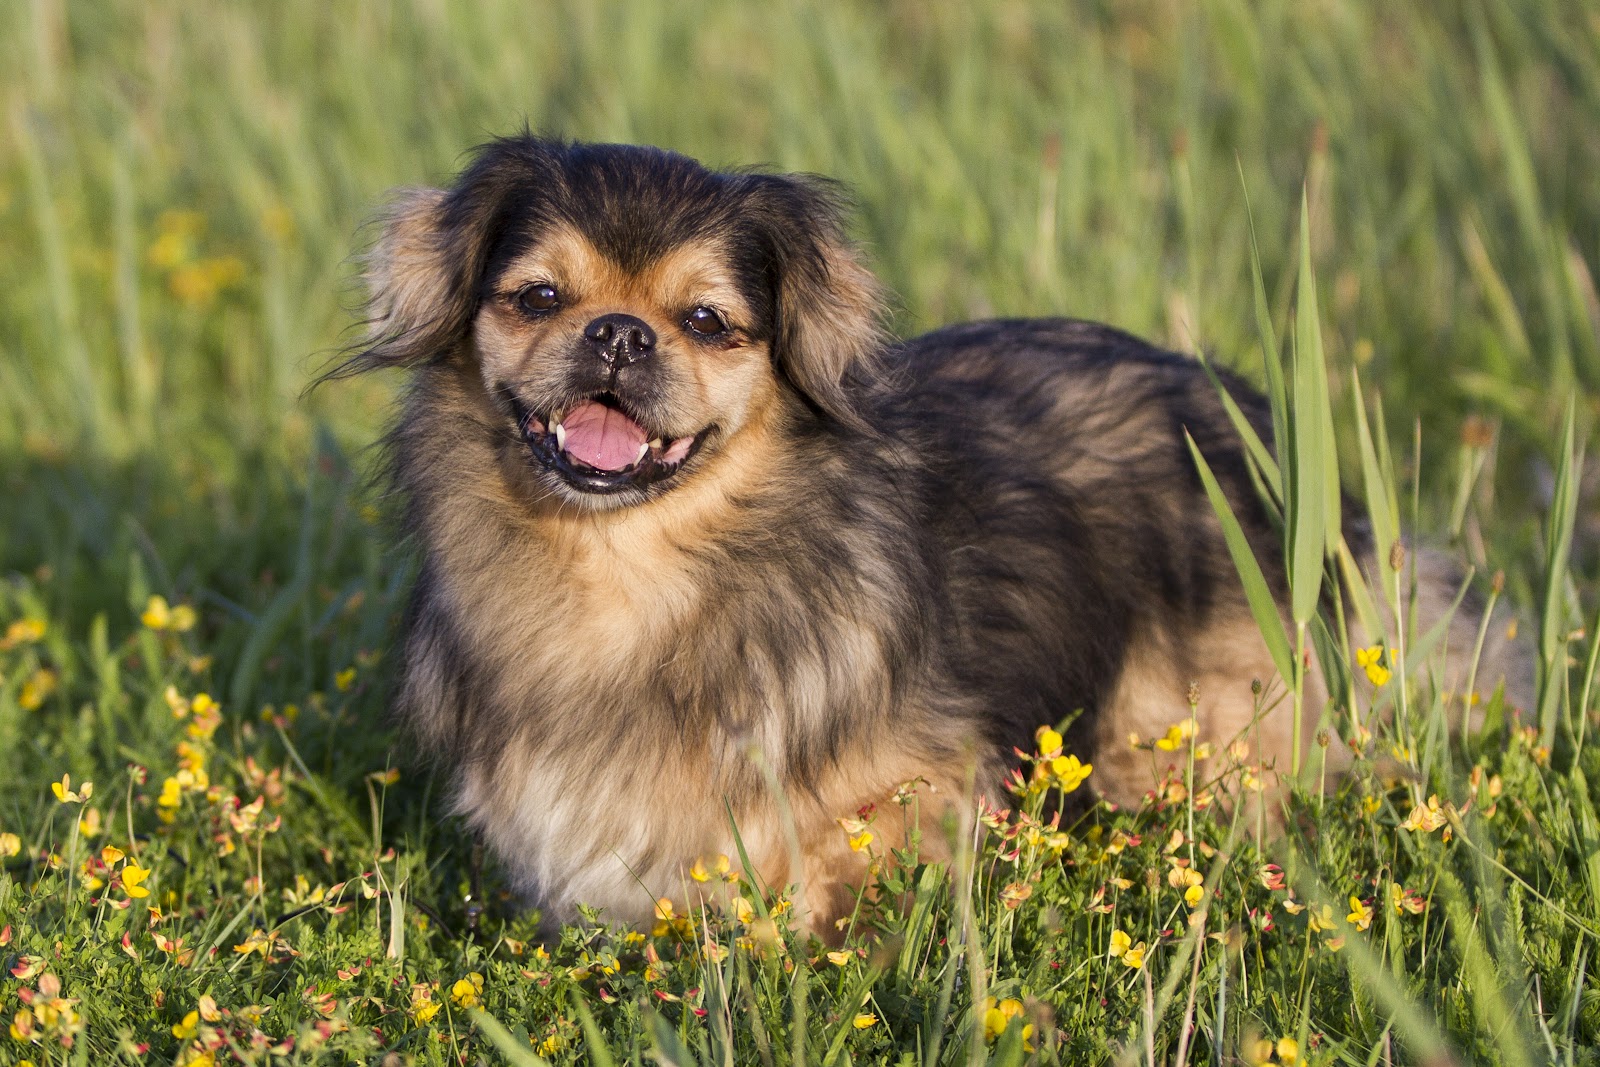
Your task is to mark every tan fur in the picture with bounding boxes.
[363,188,450,345]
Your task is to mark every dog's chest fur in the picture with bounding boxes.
[393,366,977,921]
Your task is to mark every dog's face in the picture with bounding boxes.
[356,139,885,510]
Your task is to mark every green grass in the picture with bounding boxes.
[2,0,1598,1063]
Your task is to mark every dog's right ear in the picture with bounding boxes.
[343,187,476,372]
[359,188,456,366]
[342,167,523,375]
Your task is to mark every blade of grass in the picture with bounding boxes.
[1538,397,1582,748]
[473,1008,557,1067]
[1187,433,1295,685]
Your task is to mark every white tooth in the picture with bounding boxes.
[648,438,662,450]
[635,443,649,465]
[554,424,566,450]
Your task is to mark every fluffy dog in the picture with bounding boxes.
[347,137,1518,934]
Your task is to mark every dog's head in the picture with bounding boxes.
[353,137,885,509]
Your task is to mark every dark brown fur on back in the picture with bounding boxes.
[349,137,1521,933]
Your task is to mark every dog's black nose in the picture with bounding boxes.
[584,314,656,366]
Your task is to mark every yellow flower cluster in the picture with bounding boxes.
[142,596,198,632]
[1248,1036,1301,1066]
[18,669,57,711]
[1400,794,1449,834]
[981,997,1033,1047]
[688,853,740,884]
[146,211,246,308]
[1355,646,1392,687]
[1016,725,1093,797]
[7,973,83,1050]
[1108,929,1146,970]
[409,983,441,1024]
[450,972,484,1009]
[837,814,875,853]
[1154,718,1195,752]
[50,776,91,804]
[1168,863,1205,907]
[0,618,46,650]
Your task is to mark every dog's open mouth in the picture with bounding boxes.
[509,393,708,494]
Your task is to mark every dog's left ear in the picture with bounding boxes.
[750,175,887,429]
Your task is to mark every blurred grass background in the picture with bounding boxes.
[2,3,1600,1060]
[0,0,1596,753]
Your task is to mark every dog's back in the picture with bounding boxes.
[889,318,1527,803]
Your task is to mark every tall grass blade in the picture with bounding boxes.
[1186,433,1294,685]
[1286,190,1338,627]
[1240,164,1288,474]
[473,1009,557,1067]
[570,990,620,1067]
[1538,396,1582,748]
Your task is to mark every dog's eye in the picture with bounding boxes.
[518,283,560,314]
[685,306,726,336]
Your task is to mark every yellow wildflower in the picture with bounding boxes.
[1154,719,1194,751]
[171,1010,199,1039]
[233,929,273,956]
[1356,646,1391,686]
[853,1013,878,1029]
[1035,725,1063,757]
[981,997,1026,1041]
[652,897,689,937]
[999,882,1033,909]
[848,831,873,853]
[1049,753,1092,792]
[1400,795,1447,833]
[169,255,245,306]
[825,950,852,967]
[1,618,46,647]
[18,669,56,711]
[450,972,484,1009]
[1184,884,1205,907]
[77,808,101,838]
[101,844,124,866]
[1277,1037,1301,1065]
[1168,865,1203,890]
[1390,883,1426,915]
[141,596,173,630]
[51,775,90,804]
[1347,895,1373,931]
[0,833,19,858]
[410,983,441,1024]
[1108,929,1146,969]
[122,864,152,899]
[334,668,357,692]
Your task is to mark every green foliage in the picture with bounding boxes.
[1,0,1598,1064]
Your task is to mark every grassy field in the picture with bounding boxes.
[2,0,1599,1063]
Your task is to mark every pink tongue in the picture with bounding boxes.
[560,400,648,472]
